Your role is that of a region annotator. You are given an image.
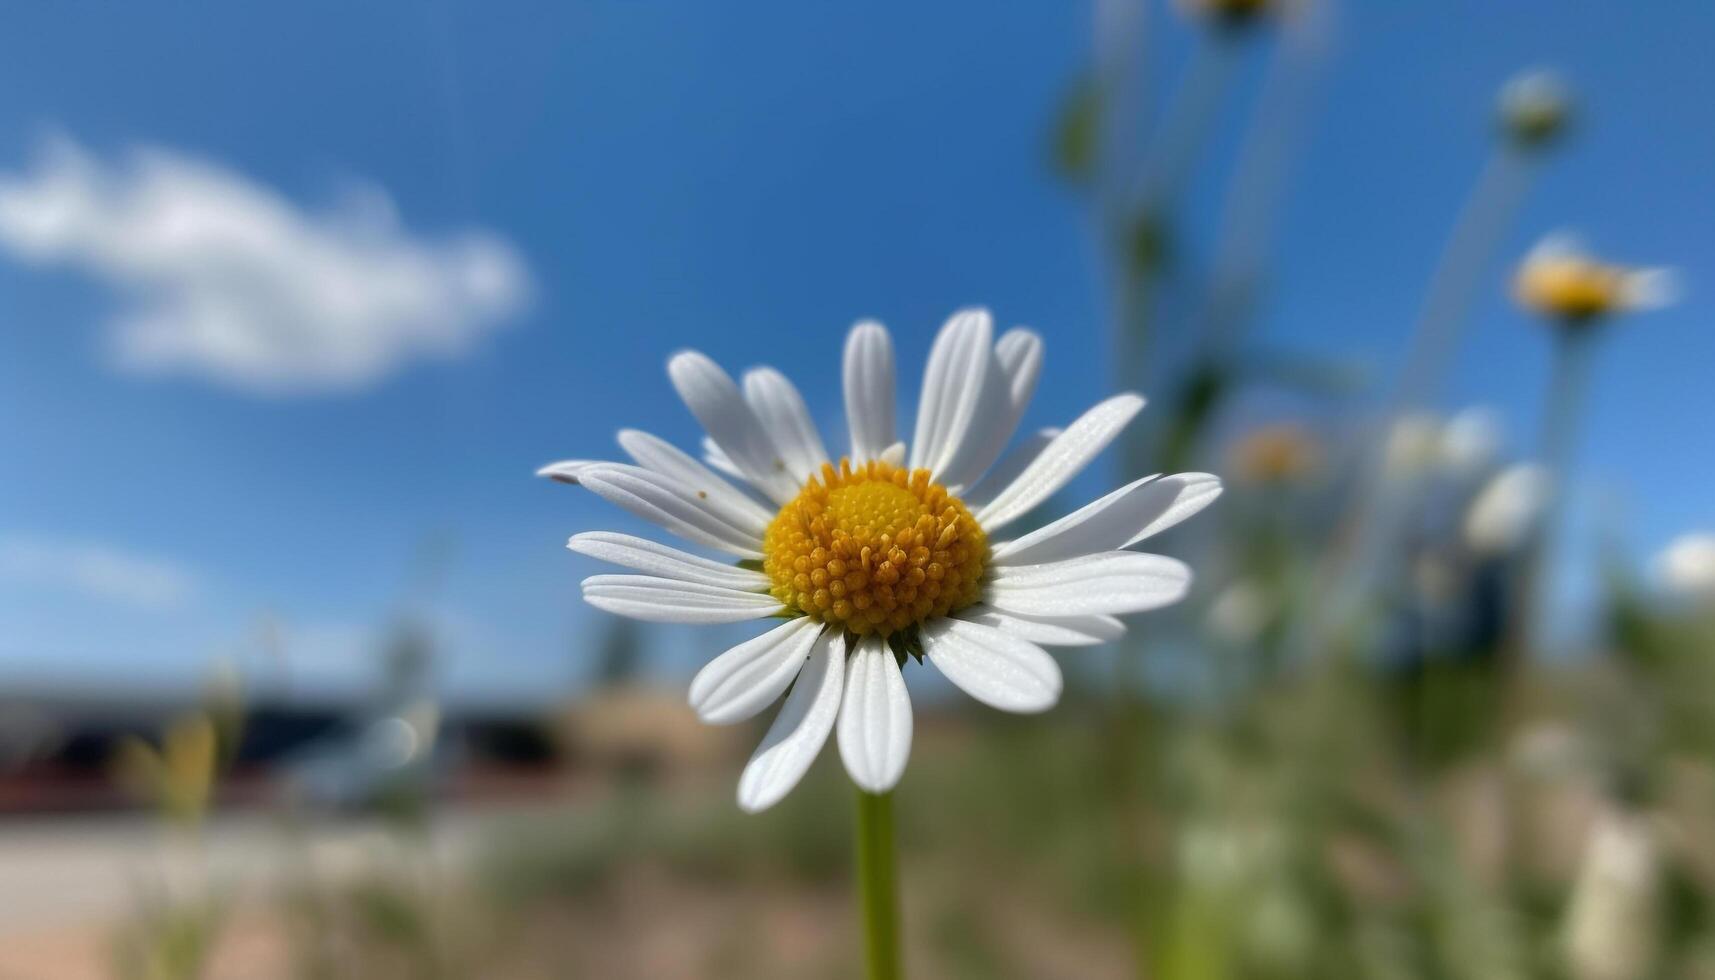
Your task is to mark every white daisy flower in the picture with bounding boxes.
[1514,233,1680,324]
[540,309,1221,811]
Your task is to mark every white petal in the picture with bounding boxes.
[941,327,1046,494]
[576,463,765,558]
[687,616,821,724]
[667,351,800,504]
[1526,230,1586,264]
[991,472,1223,566]
[843,321,896,463]
[1621,268,1681,311]
[995,328,1044,417]
[909,309,993,476]
[536,460,595,484]
[702,436,746,480]
[922,617,1061,713]
[878,441,907,467]
[975,394,1146,533]
[744,367,830,482]
[567,531,771,591]
[837,635,912,794]
[618,430,773,535]
[955,605,1126,647]
[737,630,847,812]
[961,428,1060,511]
[1120,475,1223,546]
[986,551,1192,617]
[582,574,785,623]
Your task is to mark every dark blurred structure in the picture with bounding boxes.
[0,688,558,815]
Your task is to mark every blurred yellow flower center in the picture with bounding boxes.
[762,459,988,637]
[1515,258,1627,320]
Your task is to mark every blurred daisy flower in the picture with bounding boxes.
[1463,463,1550,556]
[1514,234,1679,326]
[1498,69,1573,148]
[1229,423,1320,485]
[542,310,1221,811]
[1438,407,1503,476]
[1383,412,1444,481]
[1206,579,1273,647]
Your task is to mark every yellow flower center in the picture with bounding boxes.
[1515,258,1627,320]
[762,459,989,637]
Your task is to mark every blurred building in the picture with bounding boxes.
[0,686,556,815]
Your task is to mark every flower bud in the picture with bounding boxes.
[1498,69,1573,149]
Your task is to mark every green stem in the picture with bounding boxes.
[855,789,901,980]
[1515,326,1597,660]
[1392,145,1536,416]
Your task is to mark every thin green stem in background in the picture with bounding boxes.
[1516,326,1597,661]
[1131,36,1239,214]
[855,788,901,980]
[1102,35,1243,980]
[1393,145,1540,414]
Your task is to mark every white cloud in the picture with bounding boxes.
[0,135,530,394]
[0,535,198,610]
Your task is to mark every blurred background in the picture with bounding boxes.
[2,1,1714,977]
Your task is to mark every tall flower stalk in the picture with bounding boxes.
[1508,233,1678,662]
[1516,324,1595,653]
[855,789,901,980]
[1393,70,1572,414]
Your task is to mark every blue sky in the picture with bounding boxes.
[0,1,1709,704]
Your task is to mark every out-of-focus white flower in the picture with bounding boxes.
[1653,533,1715,603]
[1439,408,1503,475]
[1464,464,1550,556]
[1498,69,1572,148]
[1383,413,1443,480]
[1515,233,1680,325]
[1207,580,1272,647]
[1564,808,1660,980]
[1230,423,1320,484]
[541,310,1223,811]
